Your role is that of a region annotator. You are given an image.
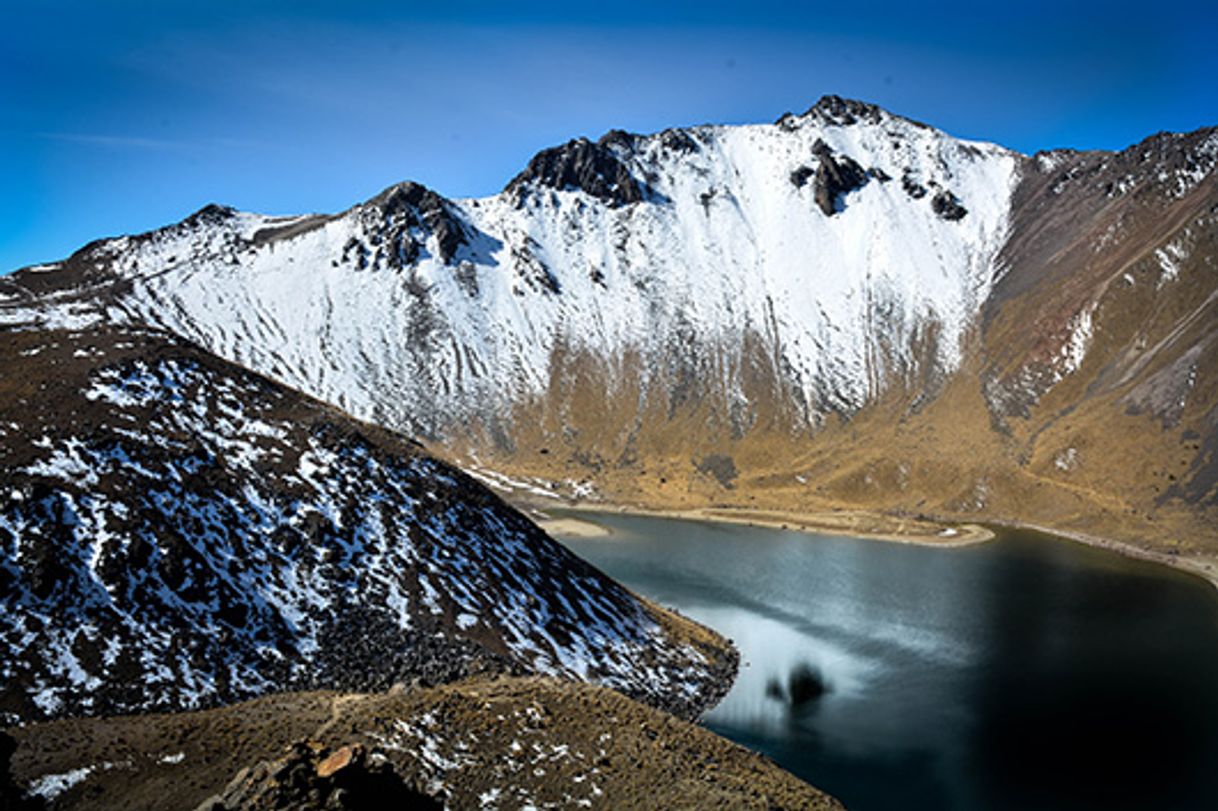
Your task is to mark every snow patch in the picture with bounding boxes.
[27,767,93,799]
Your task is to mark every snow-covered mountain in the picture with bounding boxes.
[1,97,1017,435]
[3,95,1216,558]
[0,325,734,725]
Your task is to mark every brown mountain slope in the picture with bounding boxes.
[981,130,1218,532]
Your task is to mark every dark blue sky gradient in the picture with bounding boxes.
[2,0,1215,271]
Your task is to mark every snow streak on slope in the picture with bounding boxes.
[0,327,733,724]
[10,98,1017,438]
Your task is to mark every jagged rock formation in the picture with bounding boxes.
[505,132,650,207]
[345,182,471,267]
[2,95,1215,560]
[809,138,870,215]
[0,326,735,725]
[931,189,968,220]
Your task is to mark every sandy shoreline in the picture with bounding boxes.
[531,501,993,547]
[535,515,614,539]
[530,501,1218,592]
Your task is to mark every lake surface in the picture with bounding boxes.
[554,513,1218,811]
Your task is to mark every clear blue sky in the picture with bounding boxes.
[2,0,1215,272]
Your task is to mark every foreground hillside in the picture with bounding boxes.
[2,677,841,810]
[0,325,735,725]
[2,96,1214,562]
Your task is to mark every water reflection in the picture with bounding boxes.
[556,513,1218,811]
[688,605,868,735]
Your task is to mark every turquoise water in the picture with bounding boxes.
[555,513,1218,811]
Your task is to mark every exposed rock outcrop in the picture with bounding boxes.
[333,181,475,269]
[804,94,886,127]
[505,134,647,206]
[931,189,968,220]
[194,742,440,811]
[810,139,869,215]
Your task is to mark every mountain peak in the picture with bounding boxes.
[185,202,237,226]
[773,95,936,134]
[805,94,887,125]
[503,133,649,207]
[352,181,471,264]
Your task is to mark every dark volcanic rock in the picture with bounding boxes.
[790,166,815,188]
[596,128,639,151]
[367,182,470,264]
[805,95,885,127]
[194,742,441,811]
[329,181,477,270]
[902,171,928,199]
[658,127,700,154]
[506,136,646,207]
[810,140,869,215]
[931,189,968,221]
[182,204,237,230]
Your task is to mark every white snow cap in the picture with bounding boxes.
[50,98,1022,434]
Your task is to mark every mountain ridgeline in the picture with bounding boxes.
[3,95,1216,559]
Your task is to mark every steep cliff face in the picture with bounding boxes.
[0,326,734,725]
[2,97,1215,557]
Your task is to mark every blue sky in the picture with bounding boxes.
[2,0,1215,272]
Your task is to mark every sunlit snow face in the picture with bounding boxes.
[2,107,1017,442]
